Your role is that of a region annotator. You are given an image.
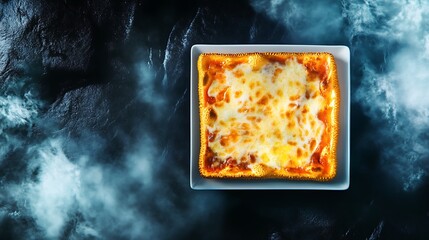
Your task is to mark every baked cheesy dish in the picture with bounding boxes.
[198,52,339,180]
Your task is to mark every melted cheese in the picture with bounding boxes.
[198,52,339,180]
[207,57,325,170]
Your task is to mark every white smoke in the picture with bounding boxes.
[347,0,429,190]
[251,0,343,43]
[72,136,162,239]
[135,48,166,120]
[0,91,40,160]
[0,40,222,238]
[0,72,46,196]
[27,139,81,238]
[11,136,157,239]
[251,0,429,190]
[5,127,219,239]
[0,92,38,130]
[8,0,429,238]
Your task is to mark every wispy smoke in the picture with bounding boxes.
[27,139,80,238]
[0,70,44,162]
[0,41,221,239]
[251,0,344,43]
[3,0,429,238]
[0,92,39,159]
[347,0,429,190]
[0,1,224,239]
[252,0,429,190]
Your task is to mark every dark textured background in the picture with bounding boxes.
[1,0,429,239]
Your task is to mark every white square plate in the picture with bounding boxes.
[190,44,350,190]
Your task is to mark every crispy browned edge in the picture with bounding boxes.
[198,52,340,180]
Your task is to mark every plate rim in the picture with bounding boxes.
[190,44,350,190]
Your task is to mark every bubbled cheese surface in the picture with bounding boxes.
[206,57,326,172]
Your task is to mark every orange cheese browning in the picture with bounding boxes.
[198,52,340,180]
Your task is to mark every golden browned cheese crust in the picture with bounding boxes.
[198,52,339,180]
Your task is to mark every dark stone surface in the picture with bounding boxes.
[0,0,429,239]
[1,0,136,97]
